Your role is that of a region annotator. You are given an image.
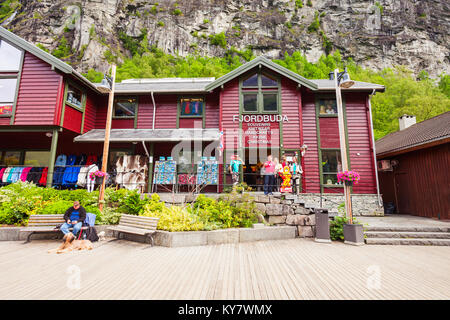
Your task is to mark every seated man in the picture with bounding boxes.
[61,201,86,237]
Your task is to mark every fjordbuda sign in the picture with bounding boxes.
[233,115,288,147]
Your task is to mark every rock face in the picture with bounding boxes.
[3,0,448,76]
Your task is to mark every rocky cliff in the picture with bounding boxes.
[2,0,449,77]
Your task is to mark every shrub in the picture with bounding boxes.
[97,207,121,225]
[142,204,205,232]
[209,32,227,48]
[118,190,149,215]
[33,200,74,215]
[329,203,361,241]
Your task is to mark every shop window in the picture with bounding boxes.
[24,151,50,167]
[113,97,137,118]
[66,85,84,109]
[0,40,22,72]
[263,93,277,112]
[0,151,21,166]
[261,73,278,87]
[0,78,17,116]
[180,98,203,117]
[243,93,258,112]
[318,98,338,116]
[242,73,258,87]
[321,149,342,186]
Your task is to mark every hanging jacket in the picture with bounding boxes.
[77,166,89,187]
[0,167,6,181]
[7,167,19,183]
[20,167,32,182]
[52,167,66,186]
[2,167,12,183]
[38,167,48,186]
[86,154,98,166]
[66,154,77,166]
[76,154,87,166]
[26,167,43,184]
[55,154,67,166]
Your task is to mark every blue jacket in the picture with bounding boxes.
[55,154,67,166]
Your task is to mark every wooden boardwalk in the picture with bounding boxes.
[0,239,449,300]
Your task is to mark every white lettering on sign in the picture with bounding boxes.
[233,115,289,123]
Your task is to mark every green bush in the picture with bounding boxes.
[34,200,73,215]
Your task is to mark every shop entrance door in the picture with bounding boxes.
[243,148,280,191]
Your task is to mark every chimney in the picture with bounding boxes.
[399,114,416,131]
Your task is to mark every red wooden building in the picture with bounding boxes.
[0,27,385,199]
[376,113,450,220]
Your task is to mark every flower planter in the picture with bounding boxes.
[343,223,364,246]
[344,180,353,187]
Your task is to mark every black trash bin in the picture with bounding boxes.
[314,208,331,243]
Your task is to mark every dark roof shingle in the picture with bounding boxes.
[376,111,450,156]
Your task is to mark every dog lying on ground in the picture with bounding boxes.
[48,233,93,254]
[97,231,106,241]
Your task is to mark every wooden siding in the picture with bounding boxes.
[154,95,177,129]
[319,117,340,148]
[0,118,10,125]
[378,143,449,219]
[221,79,240,150]
[179,118,202,128]
[281,77,301,149]
[63,105,83,133]
[205,90,220,128]
[83,90,100,133]
[13,52,62,125]
[136,95,154,129]
[345,93,376,194]
[301,90,320,193]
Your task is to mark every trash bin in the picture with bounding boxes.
[314,208,331,243]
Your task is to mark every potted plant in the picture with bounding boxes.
[336,171,364,245]
[336,170,360,186]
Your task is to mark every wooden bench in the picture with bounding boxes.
[20,214,88,243]
[107,214,159,246]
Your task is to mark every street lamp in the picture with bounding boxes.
[97,65,116,211]
[333,68,355,224]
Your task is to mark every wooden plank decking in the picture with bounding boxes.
[0,239,449,300]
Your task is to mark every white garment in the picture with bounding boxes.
[76,166,89,187]
[86,164,99,192]
[2,167,12,183]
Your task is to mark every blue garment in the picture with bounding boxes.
[69,210,80,222]
[60,222,82,236]
[66,154,77,165]
[84,212,96,227]
[61,167,81,187]
[10,167,24,183]
[230,160,241,173]
[55,154,67,166]
[52,167,66,186]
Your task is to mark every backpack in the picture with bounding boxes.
[85,226,99,242]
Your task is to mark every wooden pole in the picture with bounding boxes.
[46,129,59,188]
[98,65,116,211]
[334,69,353,224]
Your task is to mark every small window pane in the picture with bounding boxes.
[321,150,342,173]
[261,74,278,87]
[0,40,22,71]
[263,93,277,111]
[180,98,203,116]
[319,99,337,115]
[242,73,258,87]
[323,174,341,186]
[0,104,13,116]
[66,85,83,108]
[0,151,21,166]
[24,151,50,167]
[0,78,18,102]
[243,94,258,112]
[114,97,137,117]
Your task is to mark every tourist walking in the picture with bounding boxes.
[229,154,242,185]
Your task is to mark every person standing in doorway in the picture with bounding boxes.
[263,155,276,195]
[229,154,242,186]
[290,157,301,195]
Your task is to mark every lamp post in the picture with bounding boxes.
[97,65,116,211]
[333,68,355,224]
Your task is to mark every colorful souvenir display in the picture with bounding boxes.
[153,157,177,185]
[197,157,218,185]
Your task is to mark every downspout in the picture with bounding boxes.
[151,91,156,130]
[368,89,382,207]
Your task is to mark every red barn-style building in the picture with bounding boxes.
[0,27,386,214]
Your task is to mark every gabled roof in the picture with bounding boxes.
[205,56,319,92]
[0,26,100,92]
[376,111,450,157]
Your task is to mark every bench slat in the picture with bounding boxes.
[118,223,157,230]
[120,215,159,222]
[119,218,158,226]
[108,225,156,236]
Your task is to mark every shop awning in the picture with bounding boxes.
[73,128,221,143]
